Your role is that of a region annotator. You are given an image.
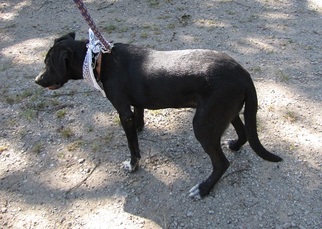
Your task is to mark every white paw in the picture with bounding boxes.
[221,140,230,149]
[122,160,137,172]
[188,184,201,200]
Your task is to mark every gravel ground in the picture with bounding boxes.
[0,0,321,228]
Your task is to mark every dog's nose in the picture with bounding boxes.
[34,76,41,85]
[34,73,44,86]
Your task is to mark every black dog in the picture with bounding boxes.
[35,33,282,198]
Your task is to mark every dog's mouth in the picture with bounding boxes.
[35,73,64,90]
[47,83,62,90]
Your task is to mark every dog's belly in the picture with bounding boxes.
[130,75,206,109]
[129,79,200,109]
[137,96,198,110]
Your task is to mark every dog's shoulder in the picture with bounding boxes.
[112,43,150,53]
[111,43,151,62]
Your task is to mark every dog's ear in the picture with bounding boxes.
[54,32,76,44]
[52,49,69,77]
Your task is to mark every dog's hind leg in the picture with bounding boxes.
[189,106,230,199]
[228,115,247,151]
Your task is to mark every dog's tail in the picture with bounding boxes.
[244,78,282,162]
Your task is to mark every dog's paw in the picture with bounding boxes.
[188,184,201,200]
[122,160,139,172]
[223,140,241,151]
[221,140,230,150]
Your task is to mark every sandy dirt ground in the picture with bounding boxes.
[0,0,321,228]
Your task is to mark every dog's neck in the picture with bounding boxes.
[82,45,106,97]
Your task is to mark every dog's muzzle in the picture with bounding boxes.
[35,72,63,90]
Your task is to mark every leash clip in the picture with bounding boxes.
[101,45,113,54]
[87,28,113,54]
[91,52,100,69]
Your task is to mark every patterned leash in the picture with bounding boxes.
[73,0,113,53]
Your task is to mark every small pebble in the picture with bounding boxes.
[1,207,7,213]
[78,158,85,164]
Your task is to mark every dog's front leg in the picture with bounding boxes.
[134,107,144,131]
[119,111,141,172]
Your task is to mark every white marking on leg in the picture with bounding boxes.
[188,184,201,199]
[122,160,134,172]
[221,140,230,149]
[122,160,138,172]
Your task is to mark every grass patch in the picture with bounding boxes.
[197,19,217,27]
[57,151,66,159]
[87,125,94,133]
[142,24,152,29]
[11,89,34,105]
[220,0,233,2]
[6,118,17,127]
[167,23,176,29]
[20,90,33,100]
[19,130,29,141]
[140,32,149,39]
[227,10,236,15]
[102,24,116,33]
[50,99,60,106]
[1,88,15,105]
[59,127,74,138]
[4,96,15,105]
[21,109,37,121]
[149,110,162,116]
[277,70,290,82]
[147,0,159,7]
[56,109,67,119]
[113,115,121,126]
[67,140,84,151]
[283,111,298,123]
[251,66,262,74]
[2,88,44,109]
[90,133,113,152]
[141,23,162,35]
[118,26,129,33]
[103,133,114,143]
[268,105,275,112]
[34,101,47,110]
[31,143,42,154]
[52,90,76,97]
[91,141,101,152]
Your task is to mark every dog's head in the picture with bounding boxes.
[35,32,81,90]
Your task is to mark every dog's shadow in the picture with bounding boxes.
[120,122,214,228]
[122,169,169,227]
[122,167,192,228]
[119,116,254,227]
